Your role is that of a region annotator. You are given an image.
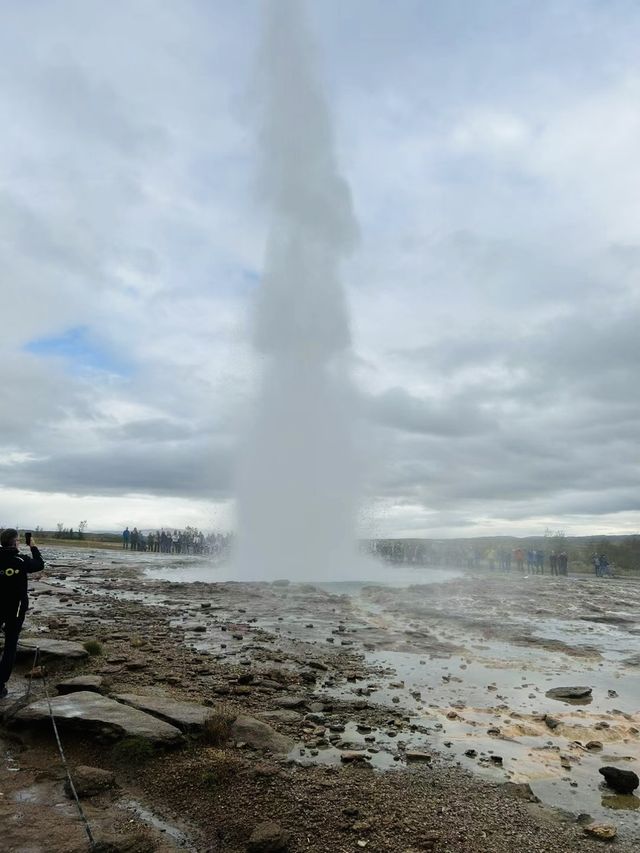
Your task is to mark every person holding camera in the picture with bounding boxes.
[0,529,45,699]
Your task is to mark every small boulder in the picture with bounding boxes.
[546,686,592,700]
[66,765,116,798]
[583,823,617,840]
[502,782,540,803]
[247,821,290,852]
[405,751,432,762]
[599,766,639,795]
[231,716,294,754]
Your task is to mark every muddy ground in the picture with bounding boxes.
[1,547,638,852]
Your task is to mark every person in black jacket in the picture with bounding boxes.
[0,528,45,698]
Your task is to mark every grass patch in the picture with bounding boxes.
[202,704,236,747]
[82,639,103,656]
[201,749,243,789]
[111,736,155,767]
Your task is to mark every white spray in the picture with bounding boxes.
[236,0,360,581]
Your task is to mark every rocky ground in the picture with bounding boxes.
[1,549,637,852]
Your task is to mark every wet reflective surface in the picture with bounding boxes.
[32,549,640,840]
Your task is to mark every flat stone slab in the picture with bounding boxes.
[57,675,104,695]
[274,696,307,709]
[17,637,89,661]
[14,691,183,744]
[546,686,592,700]
[257,710,303,724]
[114,694,209,733]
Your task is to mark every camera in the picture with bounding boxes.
[25,531,32,546]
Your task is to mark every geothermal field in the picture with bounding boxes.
[1,547,639,851]
[2,1,639,852]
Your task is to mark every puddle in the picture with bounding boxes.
[35,549,640,842]
[120,799,197,850]
[289,721,433,771]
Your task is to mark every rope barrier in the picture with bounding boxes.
[33,646,97,849]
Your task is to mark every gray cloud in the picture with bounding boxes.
[0,1,638,536]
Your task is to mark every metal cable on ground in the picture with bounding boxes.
[36,645,97,849]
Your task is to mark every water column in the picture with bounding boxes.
[236,0,360,581]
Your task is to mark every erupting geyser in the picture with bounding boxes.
[236,0,361,581]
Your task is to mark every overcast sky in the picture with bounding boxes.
[1,0,639,538]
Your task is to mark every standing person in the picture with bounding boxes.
[536,549,544,575]
[131,527,139,551]
[558,551,568,576]
[514,548,525,573]
[122,527,130,549]
[550,551,558,576]
[0,529,45,699]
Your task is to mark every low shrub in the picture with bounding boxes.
[202,704,236,747]
[201,749,243,789]
[83,639,103,656]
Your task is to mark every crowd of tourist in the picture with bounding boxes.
[485,547,569,575]
[121,527,232,557]
[371,540,617,578]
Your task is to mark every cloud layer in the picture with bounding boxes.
[1,0,639,537]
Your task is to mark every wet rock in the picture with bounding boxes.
[544,716,561,730]
[275,696,307,709]
[258,710,302,724]
[57,675,104,695]
[124,660,148,671]
[66,765,116,798]
[114,694,209,733]
[340,751,371,763]
[583,822,617,840]
[586,741,603,751]
[14,691,183,744]
[502,782,540,803]
[599,766,640,795]
[231,715,294,754]
[546,686,592,700]
[247,820,290,852]
[304,712,325,725]
[464,749,478,758]
[405,751,432,762]
[17,637,89,661]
